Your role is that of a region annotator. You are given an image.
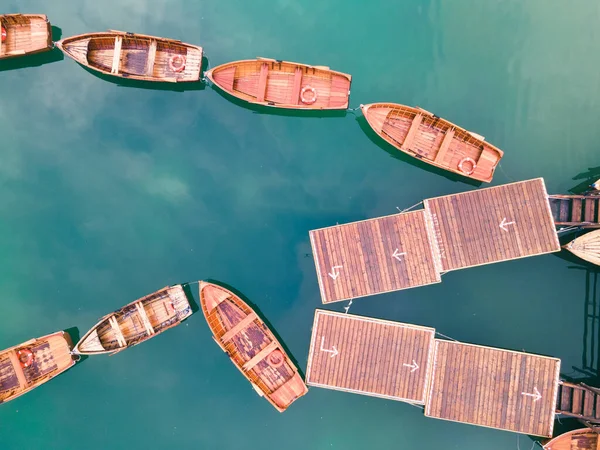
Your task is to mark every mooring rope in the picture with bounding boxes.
[497,162,516,183]
[396,201,423,213]
[435,331,458,342]
[516,434,539,450]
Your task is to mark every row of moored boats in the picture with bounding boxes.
[0,282,307,412]
[2,13,504,182]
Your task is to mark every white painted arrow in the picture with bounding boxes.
[392,248,407,262]
[320,336,339,358]
[521,386,542,402]
[403,360,419,373]
[328,265,343,280]
[499,218,516,232]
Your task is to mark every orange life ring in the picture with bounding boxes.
[300,86,317,104]
[1,27,6,43]
[169,54,186,73]
[458,157,477,176]
[17,348,34,369]
[267,349,284,368]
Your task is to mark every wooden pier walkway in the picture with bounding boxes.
[556,381,600,430]
[425,340,560,437]
[310,178,561,304]
[306,311,562,437]
[305,310,435,403]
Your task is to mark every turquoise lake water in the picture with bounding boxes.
[1,1,600,449]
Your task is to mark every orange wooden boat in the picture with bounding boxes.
[199,281,307,412]
[56,30,203,82]
[0,14,53,60]
[542,428,598,450]
[205,57,351,110]
[0,331,76,405]
[74,285,192,355]
[361,103,504,182]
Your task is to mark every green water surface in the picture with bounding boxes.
[1,1,599,449]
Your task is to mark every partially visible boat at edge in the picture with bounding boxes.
[542,428,598,450]
[360,102,504,182]
[565,230,600,266]
[0,14,52,60]
[0,331,76,405]
[56,30,203,82]
[199,281,307,412]
[205,57,352,110]
[74,285,192,355]
[549,193,600,229]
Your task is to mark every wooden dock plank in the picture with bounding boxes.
[309,210,441,304]
[306,310,435,403]
[424,178,560,272]
[425,340,560,437]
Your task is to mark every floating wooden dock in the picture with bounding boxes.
[310,210,442,304]
[425,178,560,272]
[305,310,435,403]
[305,311,562,437]
[425,340,560,437]
[310,178,561,304]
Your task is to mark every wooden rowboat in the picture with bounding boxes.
[360,103,504,182]
[205,57,352,110]
[199,281,307,412]
[549,194,600,229]
[542,428,598,450]
[74,285,192,355]
[0,331,76,405]
[565,230,600,266]
[56,30,203,82]
[0,14,53,60]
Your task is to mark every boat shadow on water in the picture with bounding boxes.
[76,56,210,92]
[562,265,600,384]
[207,83,348,119]
[181,283,201,315]
[202,278,306,379]
[568,166,600,194]
[354,115,483,188]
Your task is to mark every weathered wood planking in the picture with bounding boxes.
[306,310,435,403]
[425,340,560,437]
[309,210,441,304]
[424,178,560,272]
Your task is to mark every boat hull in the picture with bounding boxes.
[199,281,308,412]
[56,31,203,82]
[543,428,598,450]
[361,103,504,182]
[565,230,600,266]
[0,14,53,60]
[0,331,76,405]
[206,57,351,110]
[74,285,193,355]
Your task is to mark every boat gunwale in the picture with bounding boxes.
[55,30,203,82]
[199,281,307,412]
[73,285,191,355]
[205,57,352,110]
[360,102,504,183]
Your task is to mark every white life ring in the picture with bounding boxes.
[458,157,477,176]
[300,85,317,104]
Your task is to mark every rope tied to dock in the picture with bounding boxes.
[435,331,458,342]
